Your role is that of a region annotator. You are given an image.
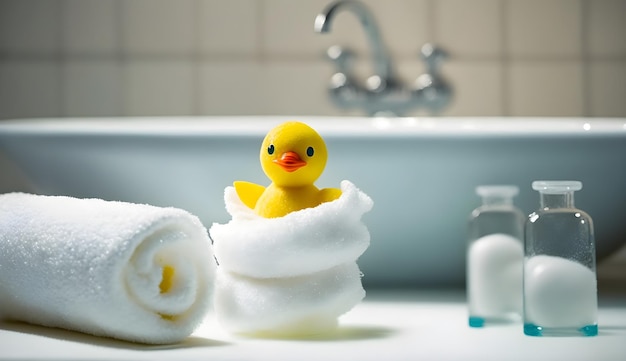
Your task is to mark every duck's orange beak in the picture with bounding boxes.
[273,151,306,172]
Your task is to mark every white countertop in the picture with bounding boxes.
[2,289,625,361]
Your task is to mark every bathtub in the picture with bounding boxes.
[1,116,625,287]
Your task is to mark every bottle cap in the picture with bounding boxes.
[532,180,582,194]
[476,185,519,199]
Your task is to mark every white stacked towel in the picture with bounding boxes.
[0,193,215,344]
[210,180,373,336]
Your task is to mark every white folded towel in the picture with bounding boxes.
[210,180,371,278]
[215,263,366,335]
[210,180,373,336]
[0,193,215,344]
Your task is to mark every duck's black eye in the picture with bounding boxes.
[306,146,314,157]
[267,144,275,155]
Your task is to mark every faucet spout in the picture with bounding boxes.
[315,0,453,116]
[314,0,392,82]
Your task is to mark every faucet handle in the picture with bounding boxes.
[325,45,362,98]
[327,45,355,74]
[414,43,452,113]
[327,45,394,93]
[420,43,448,73]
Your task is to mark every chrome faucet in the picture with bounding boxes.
[314,0,452,116]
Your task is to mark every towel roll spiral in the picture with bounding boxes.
[0,193,215,344]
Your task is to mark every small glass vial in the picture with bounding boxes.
[467,185,524,327]
[523,181,597,337]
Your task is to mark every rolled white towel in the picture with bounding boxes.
[0,193,215,344]
[211,180,373,278]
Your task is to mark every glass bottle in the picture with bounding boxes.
[467,185,524,327]
[523,181,597,336]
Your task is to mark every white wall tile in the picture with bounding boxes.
[263,62,338,116]
[264,0,428,59]
[507,0,582,58]
[0,61,62,119]
[589,62,626,117]
[361,0,430,58]
[122,0,195,55]
[199,62,266,115]
[0,0,61,54]
[1,0,626,121]
[435,0,502,58]
[509,61,584,116]
[264,0,349,57]
[64,61,123,116]
[587,0,626,57]
[201,60,342,116]
[199,0,259,55]
[63,0,118,55]
[442,61,503,116]
[125,60,195,116]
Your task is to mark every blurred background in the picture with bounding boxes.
[0,0,625,120]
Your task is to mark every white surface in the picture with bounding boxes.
[0,116,625,136]
[1,290,625,361]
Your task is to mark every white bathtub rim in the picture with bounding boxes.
[0,116,625,138]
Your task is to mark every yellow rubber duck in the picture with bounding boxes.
[234,121,342,218]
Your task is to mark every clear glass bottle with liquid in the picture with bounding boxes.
[523,180,597,337]
[467,185,525,327]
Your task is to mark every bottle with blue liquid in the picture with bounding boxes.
[467,185,524,327]
[523,180,597,337]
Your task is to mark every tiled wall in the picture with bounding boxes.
[0,0,625,119]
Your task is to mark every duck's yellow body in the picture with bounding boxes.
[234,121,341,218]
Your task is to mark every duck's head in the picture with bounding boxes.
[260,121,328,187]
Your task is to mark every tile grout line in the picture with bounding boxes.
[257,0,267,115]
[257,0,267,65]
[427,0,436,42]
[193,0,202,116]
[115,0,128,117]
[4,52,625,63]
[580,0,591,117]
[58,0,67,118]
[500,0,510,117]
